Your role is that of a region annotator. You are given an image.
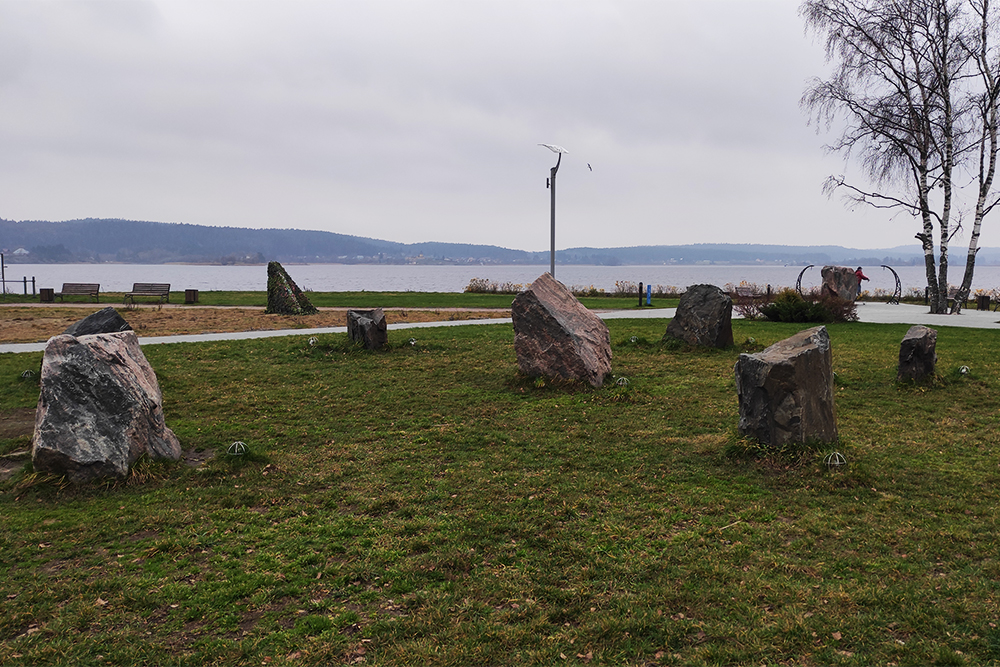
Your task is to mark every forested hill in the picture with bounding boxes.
[0,218,532,265]
[0,217,987,266]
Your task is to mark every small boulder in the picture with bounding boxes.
[664,284,733,348]
[62,306,132,337]
[898,324,937,382]
[821,266,859,300]
[265,261,318,315]
[511,273,612,387]
[31,331,181,483]
[347,308,388,350]
[734,326,838,446]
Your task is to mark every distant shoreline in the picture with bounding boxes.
[6,263,1000,295]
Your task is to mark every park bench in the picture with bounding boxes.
[732,285,765,302]
[55,283,100,302]
[123,283,171,305]
[947,287,970,310]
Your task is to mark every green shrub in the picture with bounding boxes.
[760,289,857,323]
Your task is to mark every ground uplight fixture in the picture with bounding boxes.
[824,451,847,470]
[539,143,568,279]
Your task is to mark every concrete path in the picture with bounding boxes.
[2,302,998,355]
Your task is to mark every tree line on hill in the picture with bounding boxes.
[2,217,996,266]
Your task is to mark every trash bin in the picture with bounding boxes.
[40,288,54,303]
[185,289,199,304]
[978,294,991,311]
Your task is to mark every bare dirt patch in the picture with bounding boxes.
[0,305,510,344]
[0,408,35,440]
[0,408,34,481]
[0,456,27,483]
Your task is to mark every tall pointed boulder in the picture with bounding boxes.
[265,261,318,315]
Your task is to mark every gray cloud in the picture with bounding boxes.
[0,0,918,250]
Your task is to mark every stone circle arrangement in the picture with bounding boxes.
[27,264,947,484]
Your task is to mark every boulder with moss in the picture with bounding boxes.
[265,261,318,315]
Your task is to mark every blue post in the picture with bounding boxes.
[646,284,651,305]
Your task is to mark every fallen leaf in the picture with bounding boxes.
[559,653,567,660]
[95,598,108,607]
[287,651,302,660]
[577,652,593,662]
[832,631,843,641]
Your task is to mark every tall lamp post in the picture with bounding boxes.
[539,143,567,278]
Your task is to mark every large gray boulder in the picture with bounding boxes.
[821,266,858,300]
[512,273,612,387]
[665,284,733,348]
[734,326,838,447]
[31,331,181,483]
[347,308,388,350]
[898,325,937,382]
[63,307,132,337]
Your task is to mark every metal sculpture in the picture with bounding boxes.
[795,265,814,296]
[880,265,902,304]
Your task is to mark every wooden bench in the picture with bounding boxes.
[947,287,970,310]
[732,286,764,301]
[55,283,100,302]
[123,283,170,305]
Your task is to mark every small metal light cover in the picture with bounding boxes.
[824,451,847,470]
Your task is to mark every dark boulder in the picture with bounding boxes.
[734,326,838,447]
[664,284,733,348]
[898,325,937,382]
[31,331,181,483]
[511,273,612,387]
[63,307,132,337]
[347,308,388,350]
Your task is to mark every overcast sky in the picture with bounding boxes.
[0,0,937,252]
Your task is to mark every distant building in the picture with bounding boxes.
[12,248,29,256]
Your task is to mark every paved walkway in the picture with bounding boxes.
[2,302,998,355]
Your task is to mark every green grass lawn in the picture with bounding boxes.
[1,318,999,665]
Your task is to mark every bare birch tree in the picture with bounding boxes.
[802,0,1000,313]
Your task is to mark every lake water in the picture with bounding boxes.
[5,262,1000,296]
